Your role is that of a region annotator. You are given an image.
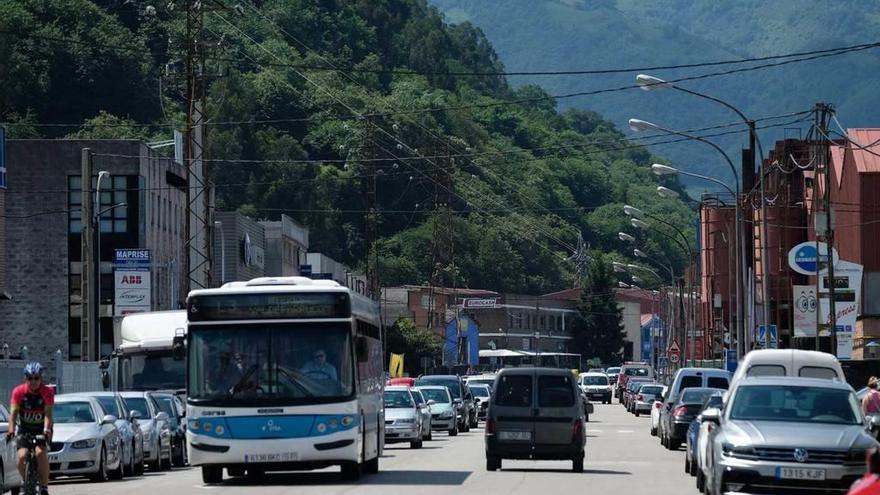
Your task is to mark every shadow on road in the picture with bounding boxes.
[219,469,472,486]
[501,468,631,475]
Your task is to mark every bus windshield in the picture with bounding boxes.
[122,352,186,391]
[188,323,354,404]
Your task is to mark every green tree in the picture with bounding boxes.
[385,318,441,375]
[570,253,626,366]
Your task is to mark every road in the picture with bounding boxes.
[48,403,695,494]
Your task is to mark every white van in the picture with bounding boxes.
[663,367,731,405]
[730,349,845,384]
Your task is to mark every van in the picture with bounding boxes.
[657,367,731,448]
[485,368,585,472]
[616,362,654,401]
[729,349,845,384]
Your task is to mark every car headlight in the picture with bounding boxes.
[440,411,454,419]
[72,439,97,449]
[721,443,756,458]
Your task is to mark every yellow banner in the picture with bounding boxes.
[389,353,405,378]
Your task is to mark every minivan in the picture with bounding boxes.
[485,368,585,472]
[730,349,845,384]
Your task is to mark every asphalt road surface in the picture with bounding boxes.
[48,403,695,495]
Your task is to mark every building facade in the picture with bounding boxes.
[261,214,309,277]
[212,211,267,284]
[0,140,187,364]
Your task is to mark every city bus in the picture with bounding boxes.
[184,277,384,483]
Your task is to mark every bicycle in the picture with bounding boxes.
[17,433,46,495]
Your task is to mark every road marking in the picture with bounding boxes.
[193,485,215,490]
[586,429,602,434]
[616,430,634,433]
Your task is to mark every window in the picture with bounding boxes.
[799,367,838,380]
[747,365,786,377]
[730,385,860,425]
[496,375,532,407]
[679,375,702,390]
[707,376,729,389]
[55,402,96,424]
[538,375,575,407]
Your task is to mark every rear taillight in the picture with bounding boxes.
[572,419,583,440]
[673,406,688,417]
[486,418,496,435]
[654,402,661,409]
[636,394,644,401]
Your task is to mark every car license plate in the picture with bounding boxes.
[48,455,59,462]
[776,467,826,480]
[498,431,531,441]
[244,452,299,463]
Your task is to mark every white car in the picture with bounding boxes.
[119,392,172,471]
[384,387,424,449]
[650,386,667,436]
[48,395,124,481]
[0,404,22,494]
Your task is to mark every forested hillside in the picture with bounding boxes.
[431,0,880,184]
[0,0,695,293]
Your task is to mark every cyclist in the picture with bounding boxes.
[5,362,54,495]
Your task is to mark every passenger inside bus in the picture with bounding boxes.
[300,349,338,382]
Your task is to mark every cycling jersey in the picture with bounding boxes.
[10,384,55,435]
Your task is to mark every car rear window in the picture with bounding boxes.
[707,377,729,389]
[625,367,650,376]
[641,386,663,395]
[496,375,532,407]
[680,375,702,390]
[538,375,575,407]
[799,367,838,380]
[747,364,786,377]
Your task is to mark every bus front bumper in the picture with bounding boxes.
[187,430,360,468]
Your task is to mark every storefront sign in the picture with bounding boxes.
[818,260,863,359]
[462,298,497,309]
[787,241,839,275]
[793,285,817,338]
[114,270,151,316]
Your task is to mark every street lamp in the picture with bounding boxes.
[618,232,635,243]
[618,282,631,289]
[635,73,771,350]
[631,217,650,230]
[95,171,110,359]
[612,261,628,273]
[656,186,679,199]
[632,120,746,359]
[633,248,649,259]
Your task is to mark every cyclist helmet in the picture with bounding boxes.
[23,361,43,376]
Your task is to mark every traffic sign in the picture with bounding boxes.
[669,353,680,364]
[668,340,681,354]
[757,325,778,349]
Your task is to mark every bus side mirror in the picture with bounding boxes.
[356,336,369,362]
[101,370,111,390]
[172,329,186,361]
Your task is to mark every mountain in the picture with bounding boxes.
[0,0,695,293]
[430,0,880,185]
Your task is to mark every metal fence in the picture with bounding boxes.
[0,353,102,404]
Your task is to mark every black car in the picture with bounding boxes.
[153,392,187,467]
[661,387,724,451]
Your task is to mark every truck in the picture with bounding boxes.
[100,310,187,395]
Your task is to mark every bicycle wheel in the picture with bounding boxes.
[24,455,38,495]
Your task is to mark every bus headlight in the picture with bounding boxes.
[341,416,354,427]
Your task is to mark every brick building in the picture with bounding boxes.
[0,140,187,364]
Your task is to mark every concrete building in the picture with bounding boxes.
[212,211,266,284]
[0,140,187,364]
[260,214,309,277]
[304,253,368,296]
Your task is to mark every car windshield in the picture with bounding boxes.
[188,323,354,403]
[416,378,461,398]
[625,367,650,376]
[384,390,414,408]
[94,396,122,418]
[122,352,186,391]
[730,385,861,425]
[55,402,95,424]
[123,397,151,419]
[681,389,721,404]
[470,386,490,398]
[583,376,608,386]
[419,388,451,403]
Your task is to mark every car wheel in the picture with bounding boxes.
[572,455,584,473]
[635,411,640,417]
[426,430,433,441]
[410,438,423,449]
[696,470,705,492]
[685,456,691,474]
[110,445,125,480]
[91,446,109,482]
[669,439,681,451]
[486,456,501,471]
[650,426,657,436]
[202,466,223,484]
[124,441,136,476]
[160,446,172,470]
[449,425,458,437]
[584,413,589,423]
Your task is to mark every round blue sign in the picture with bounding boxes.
[787,241,838,275]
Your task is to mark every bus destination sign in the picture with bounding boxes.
[188,292,351,321]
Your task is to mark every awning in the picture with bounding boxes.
[479,349,581,358]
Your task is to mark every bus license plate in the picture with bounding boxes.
[776,467,826,480]
[498,431,531,441]
[244,452,299,463]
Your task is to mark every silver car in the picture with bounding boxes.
[48,395,124,481]
[410,388,434,441]
[119,392,172,471]
[704,376,877,495]
[417,386,457,436]
[88,392,145,477]
[384,386,424,448]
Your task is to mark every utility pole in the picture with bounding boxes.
[80,149,95,361]
[813,103,837,352]
[428,145,455,366]
[363,118,381,301]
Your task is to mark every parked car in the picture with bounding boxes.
[661,387,725,451]
[586,368,605,374]
[410,388,434,441]
[88,392,145,476]
[152,392,188,467]
[685,391,724,476]
[633,383,664,417]
[416,386,458,436]
[730,349,845,385]
[579,372,612,404]
[650,386,668,436]
[623,378,652,411]
[386,377,416,387]
[384,386,424,449]
[657,368,730,444]
[616,362,653,401]
[703,377,872,495]
[688,392,725,492]
[119,392,172,471]
[0,404,23,494]
[485,368,586,472]
[605,367,621,387]
[48,395,124,481]
[415,375,474,431]
[469,384,491,420]
[465,374,497,391]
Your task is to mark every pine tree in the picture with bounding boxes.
[570,254,626,366]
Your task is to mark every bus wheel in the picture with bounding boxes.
[202,466,223,484]
[341,461,362,481]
